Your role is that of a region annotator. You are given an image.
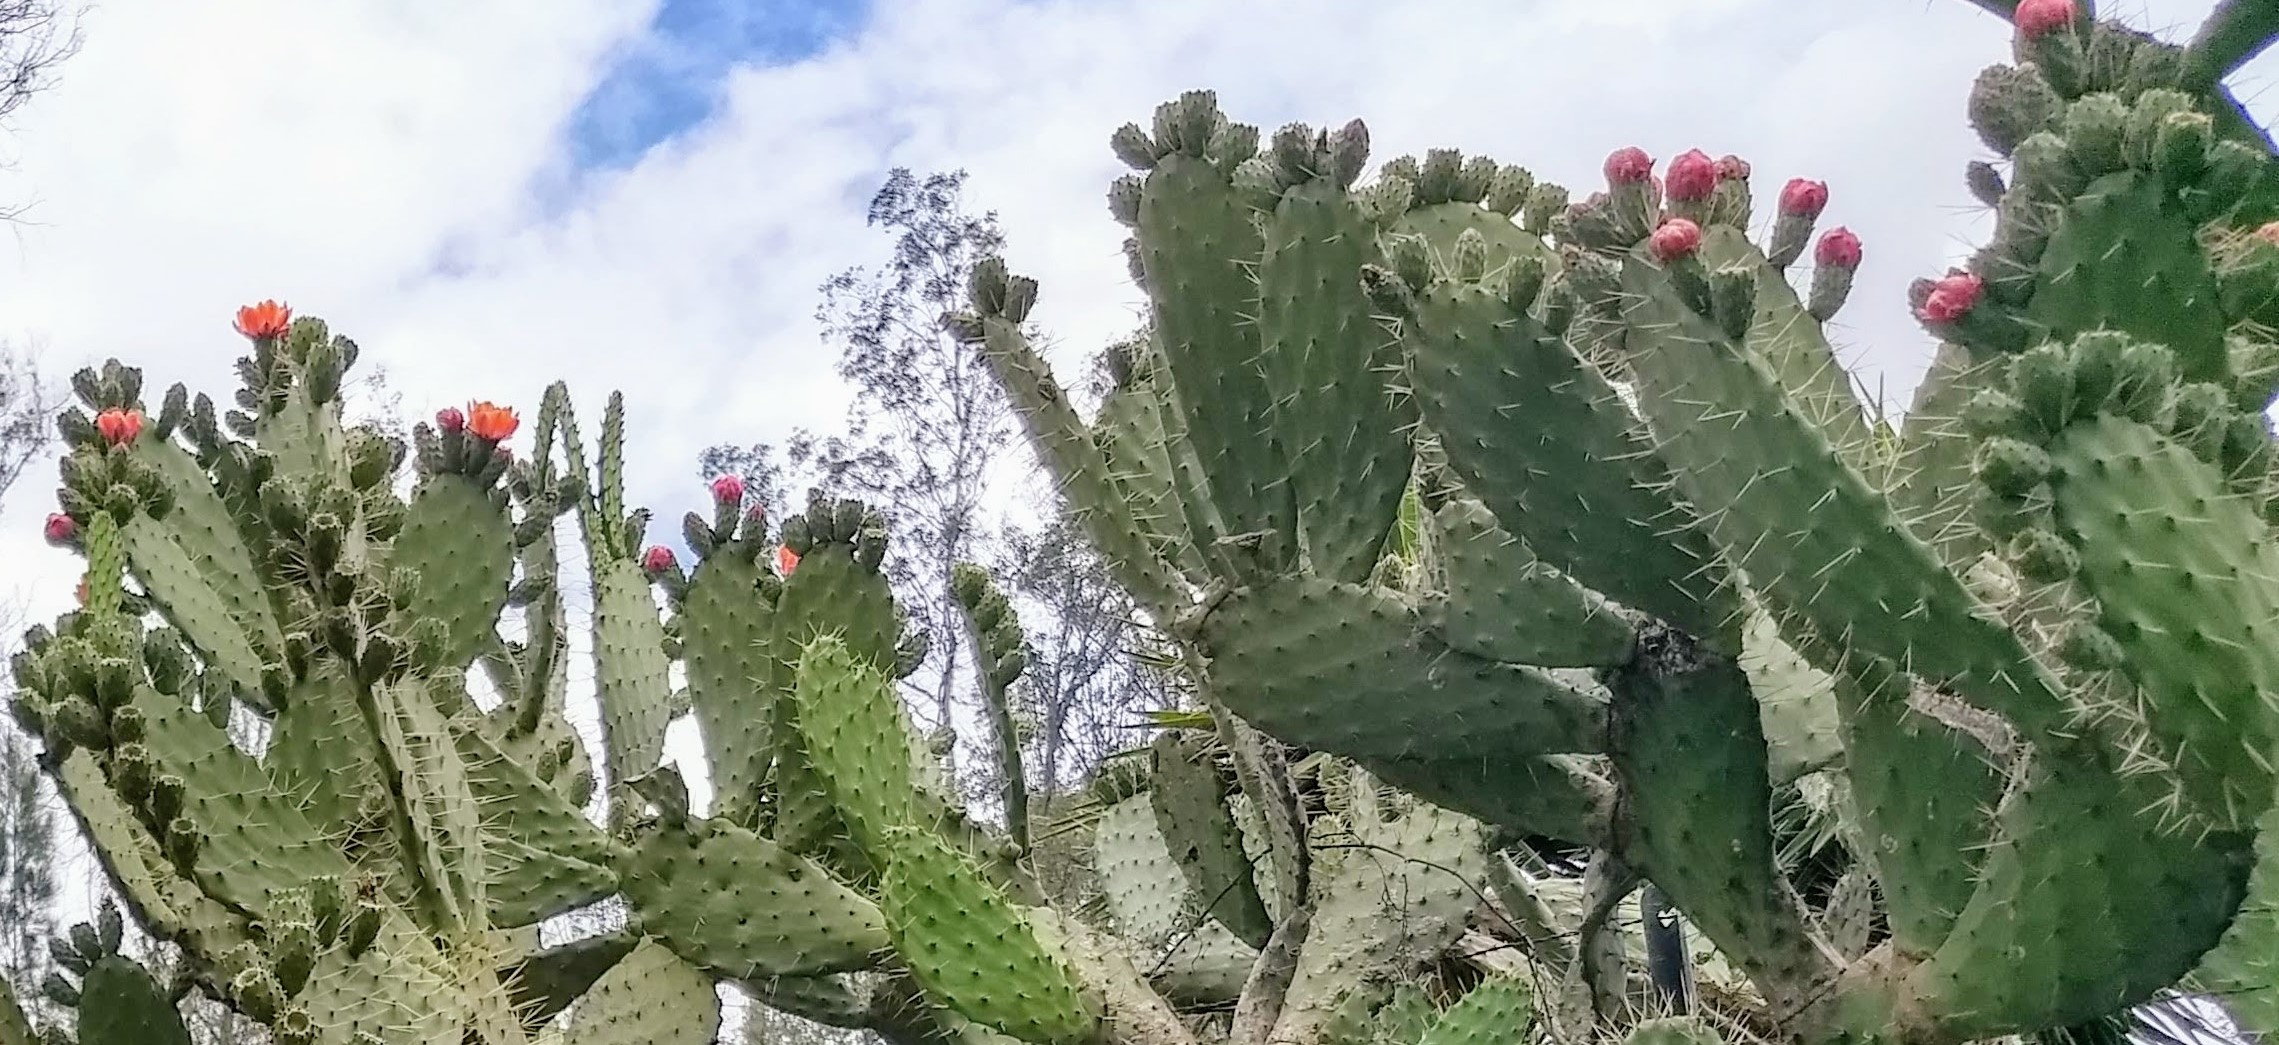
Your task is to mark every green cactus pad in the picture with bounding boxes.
[1089,796,1258,1003]
[2029,172,2227,380]
[372,677,487,928]
[563,940,722,1045]
[1624,1016,1724,1045]
[74,955,191,1045]
[1148,733,1272,947]
[265,659,385,842]
[1884,343,2001,572]
[390,474,515,668]
[1605,631,1829,996]
[1737,603,1842,783]
[1415,977,1534,1045]
[127,686,349,916]
[1910,744,2254,1038]
[1699,226,1875,468]
[619,816,889,978]
[1138,146,1299,575]
[1091,363,1212,581]
[53,753,244,952]
[680,551,778,827]
[1405,277,1737,643]
[793,634,921,851]
[293,910,470,1043]
[1372,984,1441,1045]
[502,931,637,1026]
[590,557,673,829]
[450,715,617,927]
[768,539,904,855]
[1392,198,1553,269]
[1827,660,2001,954]
[125,437,282,690]
[1274,800,1485,1045]
[1616,257,2067,735]
[1423,498,1636,668]
[1196,575,1607,760]
[1258,176,1414,582]
[2044,413,2279,826]
[878,824,1099,1045]
[1364,753,1612,848]
[2191,797,2279,1036]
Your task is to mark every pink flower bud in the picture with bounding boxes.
[1604,146,1654,185]
[1916,271,1986,324]
[43,513,75,545]
[1715,155,1751,181]
[640,545,676,573]
[1665,149,1718,203]
[2015,0,2075,39]
[710,474,744,505]
[1650,218,1704,262]
[435,406,466,434]
[1779,178,1829,219]
[1814,227,1863,269]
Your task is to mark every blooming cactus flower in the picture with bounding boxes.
[776,544,801,576]
[466,401,519,443]
[95,408,145,448]
[233,300,292,340]
[1650,217,1704,262]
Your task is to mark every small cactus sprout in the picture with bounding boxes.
[434,405,466,433]
[464,400,519,443]
[1665,148,1718,203]
[1650,217,1704,261]
[1779,177,1830,218]
[94,409,144,447]
[1916,270,1986,324]
[43,513,74,545]
[1604,145,1654,184]
[2014,0,2076,39]
[710,473,744,506]
[231,299,291,340]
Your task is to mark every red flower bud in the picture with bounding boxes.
[776,544,801,577]
[1650,217,1704,262]
[710,474,744,505]
[95,408,144,448]
[43,513,75,545]
[1779,178,1829,219]
[1604,146,1654,185]
[1665,149,1718,203]
[1715,154,1751,181]
[2015,0,2075,39]
[1916,271,1985,324]
[435,406,466,434]
[1815,227,1863,269]
[640,545,676,573]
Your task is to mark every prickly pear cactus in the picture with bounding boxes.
[945,6,2279,1043]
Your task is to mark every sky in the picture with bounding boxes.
[0,0,2269,1030]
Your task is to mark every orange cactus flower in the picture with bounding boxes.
[775,544,800,576]
[465,401,520,443]
[95,408,145,447]
[233,300,293,340]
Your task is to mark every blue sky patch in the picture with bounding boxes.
[563,0,872,172]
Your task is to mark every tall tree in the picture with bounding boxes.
[706,167,1013,771]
